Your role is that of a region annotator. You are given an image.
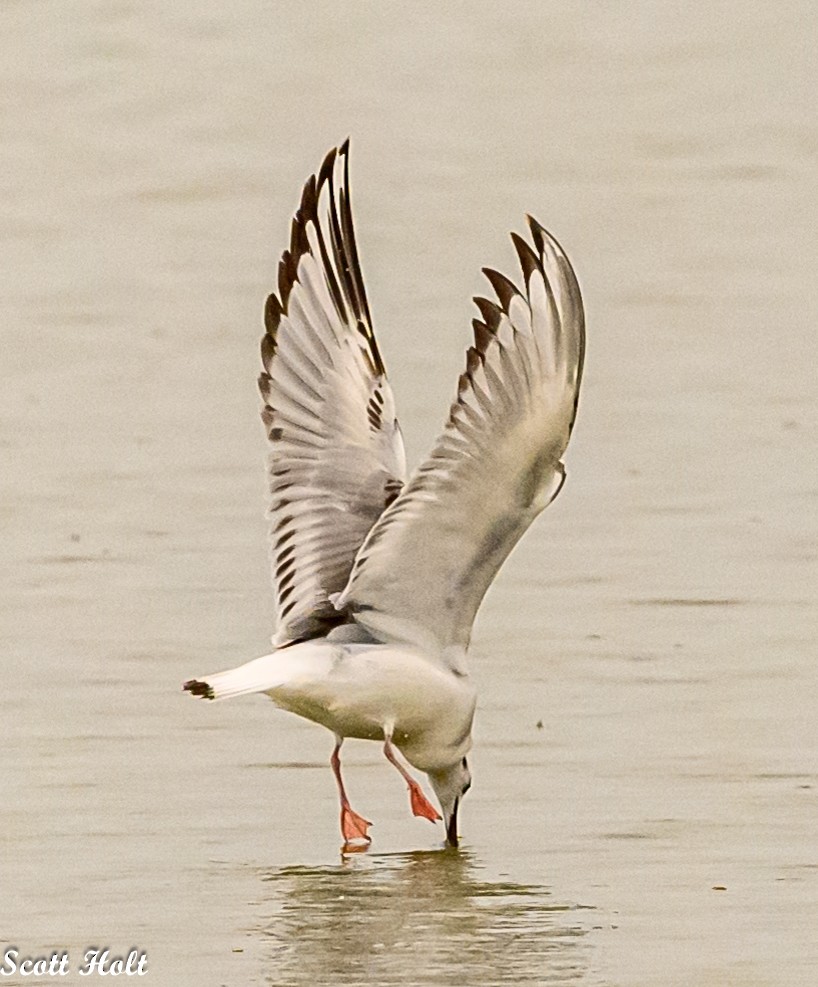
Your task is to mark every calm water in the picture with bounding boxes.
[2,2,817,985]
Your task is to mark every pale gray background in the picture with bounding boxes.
[2,2,816,985]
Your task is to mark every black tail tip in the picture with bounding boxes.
[183,679,215,700]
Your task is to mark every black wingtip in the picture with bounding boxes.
[264,292,282,335]
[317,146,338,190]
[299,173,318,219]
[473,296,501,330]
[471,318,493,354]
[339,136,351,156]
[526,214,570,262]
[278,250,300,307]
[482,267,519,312]
[183,679,215,700]
[289,205,309,258]
[511,230,542,285]
[525,212,543,236]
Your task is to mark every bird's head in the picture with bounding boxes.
[428,757,472,847]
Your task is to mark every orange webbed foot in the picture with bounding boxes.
[341,804,372,845]
[408,782,442,823]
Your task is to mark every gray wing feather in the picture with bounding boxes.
[260,143,406,646]
[336,217,584,654]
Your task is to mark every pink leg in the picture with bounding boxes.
[330,738,372,845]
[383,736,441,823]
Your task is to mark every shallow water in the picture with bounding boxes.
[2,2,817,985]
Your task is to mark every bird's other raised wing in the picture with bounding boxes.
[336,218,584,654]
[260,142,406,646]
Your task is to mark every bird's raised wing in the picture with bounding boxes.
[260,142,406,646]
[336,218,584,654]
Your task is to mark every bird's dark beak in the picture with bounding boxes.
[446,797,459,847]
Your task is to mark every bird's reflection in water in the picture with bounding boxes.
[257,850,593,985]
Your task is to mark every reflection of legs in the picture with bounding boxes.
[382,735,441,823]
[331,736,371,843]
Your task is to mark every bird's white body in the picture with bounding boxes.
[198,642,476,774]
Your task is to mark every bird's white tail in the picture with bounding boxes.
[183,652,283,701]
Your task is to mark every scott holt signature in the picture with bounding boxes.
[1,948,148,977]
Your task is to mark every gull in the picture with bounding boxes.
[183,142,585,850]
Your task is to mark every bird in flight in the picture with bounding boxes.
[183,141,585,851]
